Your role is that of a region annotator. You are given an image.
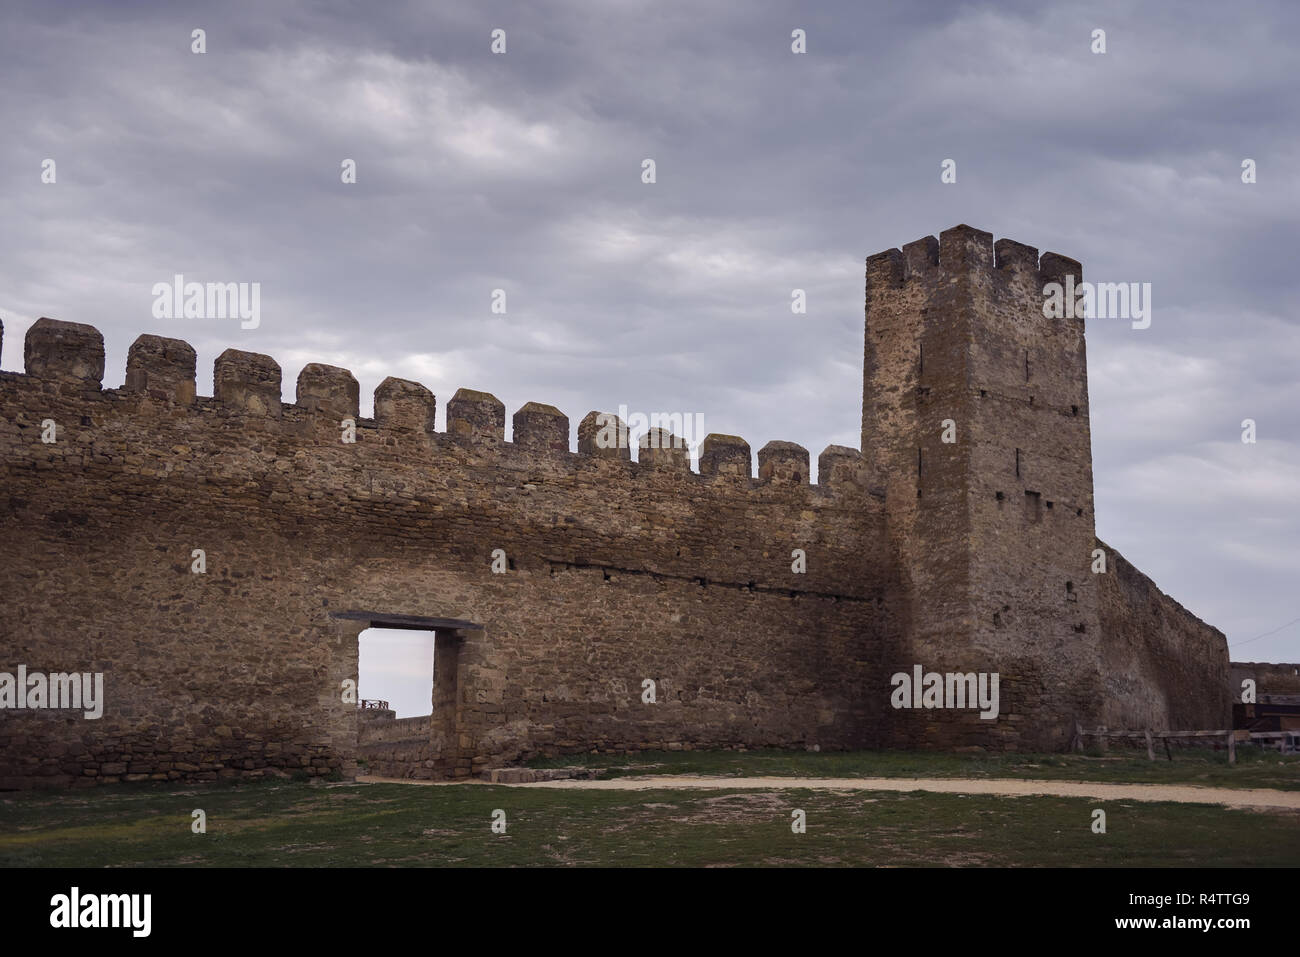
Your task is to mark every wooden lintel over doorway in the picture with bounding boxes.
[329,609,482,636]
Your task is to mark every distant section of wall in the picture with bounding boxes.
[1230,662,1300,696]
[1097,539,1230,730]
[358,714,435,779]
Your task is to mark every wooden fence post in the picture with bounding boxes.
[1227,731,1236,765]
[1145,729,1155,761]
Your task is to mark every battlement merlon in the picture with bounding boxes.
[24,317,106,390]
[513,401,568,453]
[757,441,808,485]
[700,434,750,478]
[125,334,197,405]
[215,348,282,418]
[2,320,865,491]
[447,388,505,445]
[297,363,360,419]
[375,376,435,432]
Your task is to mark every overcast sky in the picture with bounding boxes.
[2,0,1297,675]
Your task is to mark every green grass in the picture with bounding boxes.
[527,746,1300,790]
[1,777,1297,867]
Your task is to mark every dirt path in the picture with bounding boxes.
[355,773,1300,809]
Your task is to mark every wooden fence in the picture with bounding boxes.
[1072,724,1298,764]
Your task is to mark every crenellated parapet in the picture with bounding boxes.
[865,224,1082,309]
[1,321,867,501]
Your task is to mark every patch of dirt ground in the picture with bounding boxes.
[356,774,1300,810]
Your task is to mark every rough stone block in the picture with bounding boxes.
[758,440,809,484]
[699,433,751,478]
[374,377,436,433]
[214,349,282,417]
[24,318,105,386]
[447,388,505,444]
[577,411,631,460]
[124,334,196,404]
[512,402,569,452]
[296,363,359,419]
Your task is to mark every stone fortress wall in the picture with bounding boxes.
[0,225,1230,788]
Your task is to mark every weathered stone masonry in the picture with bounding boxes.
[0,225,1229,788]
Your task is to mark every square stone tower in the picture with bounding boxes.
[863,225,1104,749]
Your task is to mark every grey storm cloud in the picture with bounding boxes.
[1,0,1297,660]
